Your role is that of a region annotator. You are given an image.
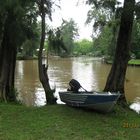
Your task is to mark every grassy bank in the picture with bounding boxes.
[0,103,140,140]
[106,59,140,66]
[128,59,140,66]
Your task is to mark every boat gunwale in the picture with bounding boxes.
[59,91,121,96]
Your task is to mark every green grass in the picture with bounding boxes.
[128,59,140,65]
[0,103,140,140]
[106,59,140,66]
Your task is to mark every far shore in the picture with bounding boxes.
[16,55,140,67]
[105,59,140,66]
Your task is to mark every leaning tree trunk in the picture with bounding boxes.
[38,0,56,104]
[104,0,135,103]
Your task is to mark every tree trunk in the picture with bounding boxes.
[0,35,16,102]
[104,0,135,103]
[0,14,6,77]
[0,15,17,102]
[38,0,56,104]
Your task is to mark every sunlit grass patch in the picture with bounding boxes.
[128,59,140,65]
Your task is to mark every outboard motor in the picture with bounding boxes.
[68,79,81,92]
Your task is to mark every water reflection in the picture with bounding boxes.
[16,60,41,106]
[72,57,98,91]
[15,57,140,107]
[34,88,46,106]
[125,66,140,101]
[130,97,140,114]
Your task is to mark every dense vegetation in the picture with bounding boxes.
[18,18,140,59]
[14,1,140,60]
[0,0,39,101]
[74,39,93,56]
[91,19,140,59]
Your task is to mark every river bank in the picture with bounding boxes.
[128,59,140,66]
[16,54,140,66]
[105,59,140,66]
[0,103,140,140]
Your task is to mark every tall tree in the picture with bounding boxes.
[37,0,56,104]
[60,19,79,54]
[0,0,37,102]
[104,0,135,103]
[47,19,79,56]
[47,28,67,55]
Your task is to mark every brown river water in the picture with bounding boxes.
[15,56,140,107]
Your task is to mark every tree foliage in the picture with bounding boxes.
[74,39,93,55]
[131,20,140,58]
[86,0,140,59]
[0,0,38,102]
[86,0,122,36]
[60,19,79,54]
[85,0,123,59]
[47,18,79,56]
[47,28,67,55]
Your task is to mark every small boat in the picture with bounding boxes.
[59,91,121,113]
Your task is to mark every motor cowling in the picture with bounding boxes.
[68,79,81,92]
